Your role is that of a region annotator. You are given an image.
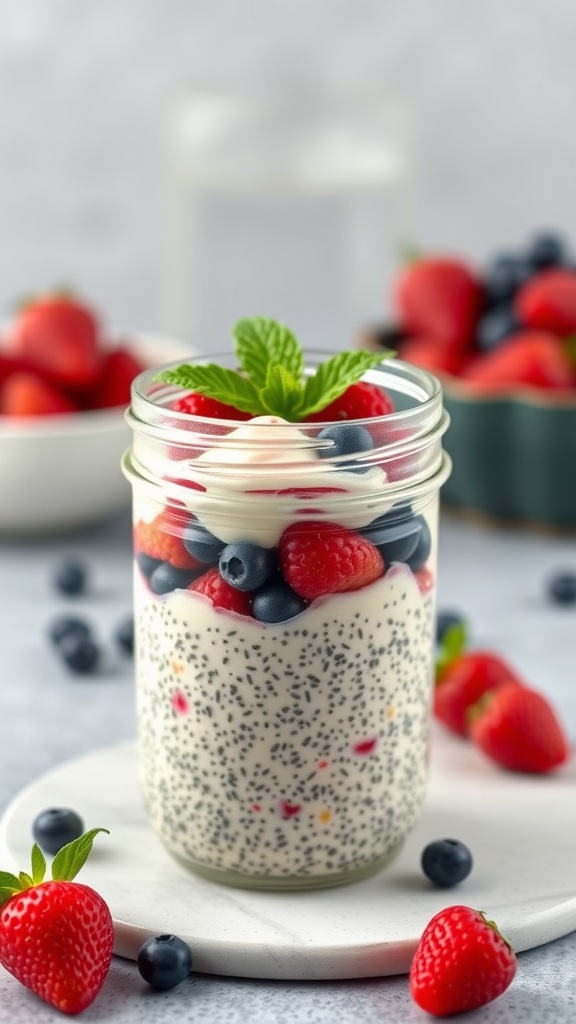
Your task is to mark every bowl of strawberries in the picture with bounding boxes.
[0,291,190,534]
[360,231,576,531]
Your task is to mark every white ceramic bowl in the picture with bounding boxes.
[0,332,192,535]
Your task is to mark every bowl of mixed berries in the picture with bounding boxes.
[360,230,576,531]
[0,290,189,534]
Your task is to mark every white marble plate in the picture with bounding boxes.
[1,728,575,980]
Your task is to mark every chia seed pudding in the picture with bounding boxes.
[124,347,450,889]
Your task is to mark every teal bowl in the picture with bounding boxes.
[440,379,576,531]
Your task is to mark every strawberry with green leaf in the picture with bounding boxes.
[158,316,394,421]
[0,828,114,1015]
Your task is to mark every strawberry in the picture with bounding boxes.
[397,336,466,377]
[0,370,79,416]
[278,521,384,600]
[514,268,576,336]
[0,828,114,1015]
[84,345,145,409]
[190,567,252,614]
[394,258,484,353]
[409,905,517,1016]
[134,508,200,570]
[6,294,102,389]
[461,330,574,390]
[304,381,394,422]
[435,651,524,737]
[469,682,571,773]
[172,392,251,420]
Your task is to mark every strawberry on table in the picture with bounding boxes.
[5,293,102,389]
[0,828,113,1015]
[409,905,517,1016]
[514,268,576,336]
[0,370,79,416]
[469,682,571,773]
[461,330,574,390]
[278,521,384,600]
[394,257,484,354]
[435,651,524,738]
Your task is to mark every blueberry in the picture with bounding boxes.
[183,522,225,565]
[149,562,200,595]
[53,559,87,596]
[476,305,519,351]
[136,552,163,579]
[219,542,276,591]
[360,508,421,564]
[421,838,473,888]
[48,615,92,647]
[436,610,466,645]
[546,571,576,606]
[252,579,308,622]
[137,934,192,990]
[58,634,101,675]
[405,515,432,571]
[115,615,134,655]
[527,231,566,271]
[484,254,532,305]
[32,807,85,855]
[317,424,374,472]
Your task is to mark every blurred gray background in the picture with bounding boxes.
[1,0,574,349]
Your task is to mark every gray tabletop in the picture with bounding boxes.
[1,509,575,1023]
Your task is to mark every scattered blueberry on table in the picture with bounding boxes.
[421,838,473,888]
[137,934,193,990]
[32,807,85,855]
[546,571,576,606]
[53,559,88,597]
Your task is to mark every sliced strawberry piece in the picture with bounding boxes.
[469,682,571,773]
[134,508,199,570]
[84,345,145,409]
[461,330,574,390]
[6,295,102,389]
[394,258,484,353]
[0,370,79,416]
[514,268,576,336]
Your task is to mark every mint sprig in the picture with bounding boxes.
[154,315,393,420]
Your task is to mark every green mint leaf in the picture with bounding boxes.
[298,350,389,418]
[31,843,46,885]
[51,827,109,882]
[259,363,304,419]
[233,317,304,387]
[435,621,468,682]
[0,871,21,890]
[154,363,266,415]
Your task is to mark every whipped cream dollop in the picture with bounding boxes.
[177,416,389,547]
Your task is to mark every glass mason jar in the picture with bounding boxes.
[123,356,451,890]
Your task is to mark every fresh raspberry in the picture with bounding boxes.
[304,381,394,422]
[469,682,571,773]
[394,257,484,354]
[410,905,517,1016]
[172,392,251,420]
[134,508,200,570]
[278,521,384,600]
[189,567,252,615]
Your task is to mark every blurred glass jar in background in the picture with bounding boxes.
[161,85,415,353]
